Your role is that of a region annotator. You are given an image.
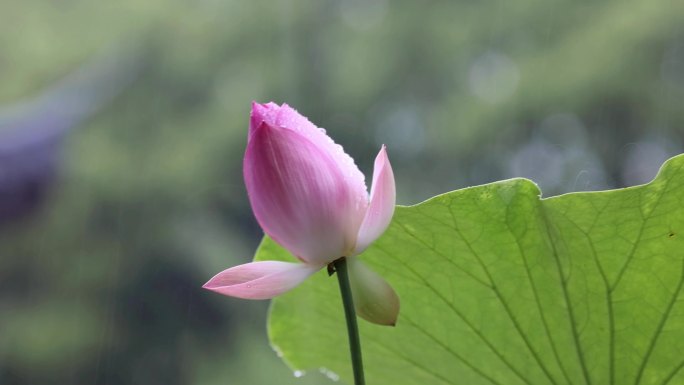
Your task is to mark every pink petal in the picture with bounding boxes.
[348,258,400,326]
[275,103,368,204]
[202,261,321,300]
[354,145,396,255]
[249,101,280,141]
[250,102,368,221]
[244,121,363,264]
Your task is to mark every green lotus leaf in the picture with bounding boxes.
[257,154,684,385]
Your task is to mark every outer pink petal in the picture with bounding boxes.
[353,145,396,255]
[348,258,400,326]
[245,122,360,264]
[249,102,368,228]
[275,103,367,208]
[202,261,321,300]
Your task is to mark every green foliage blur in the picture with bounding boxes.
[0,0,682,384]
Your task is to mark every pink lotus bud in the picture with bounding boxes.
[203,102,399,326]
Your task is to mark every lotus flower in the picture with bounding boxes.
[203,102,399,326]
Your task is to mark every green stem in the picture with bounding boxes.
[333,257,365,385]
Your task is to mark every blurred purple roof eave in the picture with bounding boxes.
[0,46,144,225]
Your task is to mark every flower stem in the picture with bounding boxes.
[333,257,365,385]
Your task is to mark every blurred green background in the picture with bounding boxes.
[0,0,682,384]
